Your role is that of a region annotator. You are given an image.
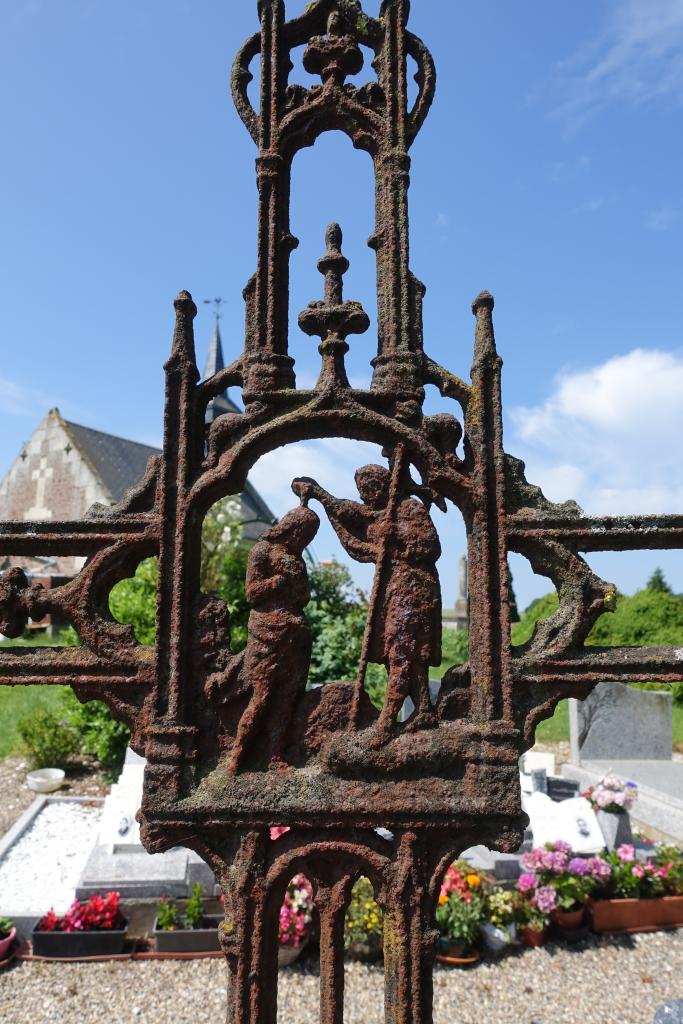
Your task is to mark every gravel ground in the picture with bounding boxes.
[0,800,102,914]
[0,756,107,838]
[1,931,682,1024]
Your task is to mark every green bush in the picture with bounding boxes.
[62,694,130,780]
[17,706,78,769]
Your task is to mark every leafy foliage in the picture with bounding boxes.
[183,883,205,930]
[155,898,180,932]
[109,557,157,646]
[305,559,387,706]
[344,876,383,949]
[17,706,78,769]
[62,694,131,781]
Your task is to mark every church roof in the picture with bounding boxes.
[62,415,275,533]
[62,419,159,504]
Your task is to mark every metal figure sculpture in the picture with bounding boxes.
[1,2,681,1022]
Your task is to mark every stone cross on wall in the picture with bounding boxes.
[1,3,681,1022]
[27,457,54,520]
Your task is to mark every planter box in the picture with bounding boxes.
[32,923,128,958]
[591,896,683,934]
[152,915,223,953]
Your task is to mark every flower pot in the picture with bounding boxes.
[152,914,223,953]
[32,922,128,958]
[480,921,516,955]
[0,928,16,960]
[596,810,633,851]
[552,907,584,930]
[438,936,469,959]
[346,934,383,961]
[590,896,683,935]
[278,937,308,966]
[521,925,546,948]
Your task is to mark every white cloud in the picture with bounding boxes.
[646,206,680,232]
[248,437,384,518]
[0,377,52,417]
[510,348,683,514]
[554,0,683,125]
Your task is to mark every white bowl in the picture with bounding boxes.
[27,768,65,793]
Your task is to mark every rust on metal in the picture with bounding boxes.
[1,2,680,1021]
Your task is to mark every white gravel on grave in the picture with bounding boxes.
[0,801,101,915]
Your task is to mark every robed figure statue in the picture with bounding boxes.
[292,461,442,743]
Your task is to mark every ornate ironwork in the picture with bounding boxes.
[1,1,681,1020]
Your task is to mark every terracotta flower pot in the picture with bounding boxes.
[552,907,584,930]
[590,896,683,935]
[521,925,546,948]
[0,928,16,960]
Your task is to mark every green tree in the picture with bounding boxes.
[646,567,672,594]
[305,559,387,706]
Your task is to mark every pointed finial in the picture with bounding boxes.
[471,290,494,315]
[318,222,349,305]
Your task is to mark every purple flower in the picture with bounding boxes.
[568,857,590,876]
[518,872,537,892]
[553,840,572,855]
[549,850,569,872]
[534,886,557,914]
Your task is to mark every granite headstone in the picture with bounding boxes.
[570,682,672,764]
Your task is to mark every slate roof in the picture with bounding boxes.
[63,420,159,504]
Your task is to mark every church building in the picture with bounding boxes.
[0,323,276,599]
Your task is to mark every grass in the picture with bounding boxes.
[0,684,71,759]
[0,632,74,758]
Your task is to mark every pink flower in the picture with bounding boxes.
[587,857,612,881]
[518,873,537,892]
[568,857,590,876]
[617,844,635,863]
[553,840,572,855]
[270,826,289,841]
[632,864,645,879]
[534,886,557,914]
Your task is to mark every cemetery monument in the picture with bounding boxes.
[1,2,682,1022]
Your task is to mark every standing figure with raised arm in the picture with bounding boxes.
[292,462,442,743]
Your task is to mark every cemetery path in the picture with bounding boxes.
[1,931,682,1024]
[0,756,107,837]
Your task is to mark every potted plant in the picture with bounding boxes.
[0,916,16,961]
[32,892,127,958]
[435,861,487,961]
[278,874,314,966]
[514,880,550,947]
[152,884,223,953]
[436,892,484,962]
[344,877,384,960]
[521,841,594,930]
[583,774,637,849]
[589,843,683,933]
[480,888,517,954]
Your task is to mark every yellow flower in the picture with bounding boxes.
[466,875,480,887]
[438,893,448,905]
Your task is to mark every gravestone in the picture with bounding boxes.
[563,683,683,842]
[569,682,672,763]
[76,748,215,900]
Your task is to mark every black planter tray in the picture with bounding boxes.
[152,915,223,953]
[32,924,128,959]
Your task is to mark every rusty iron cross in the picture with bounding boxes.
[1,2,682,1021]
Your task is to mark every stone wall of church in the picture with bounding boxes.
[0,409,106,577]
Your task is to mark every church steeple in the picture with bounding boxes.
[203,304,241,424]
[204,319,226,381]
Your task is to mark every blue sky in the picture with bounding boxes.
[1,0,682,610]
